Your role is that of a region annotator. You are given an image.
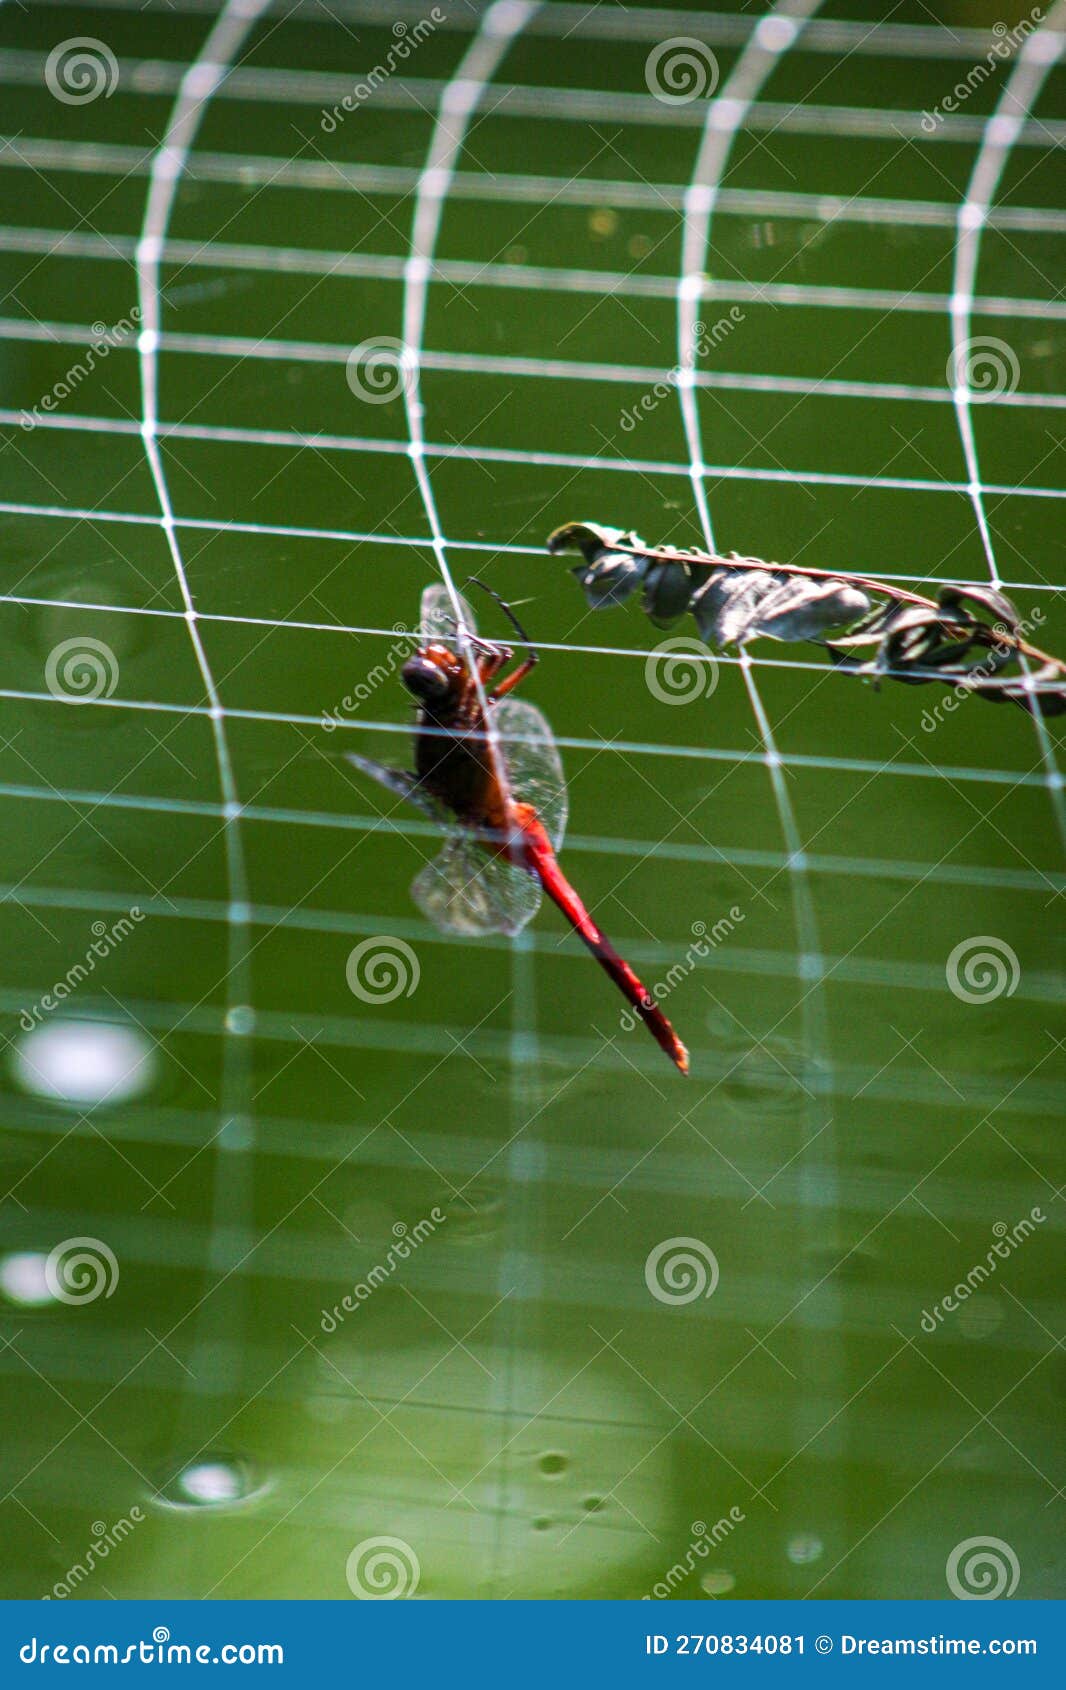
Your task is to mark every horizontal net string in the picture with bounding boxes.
[5,400,1064,503]
[0,696,1059,790]
[5,51,1064,143]
[23,0,1032,63]
[1,988,1060,1113]
[2,499,1062,594]
[1,800,1059,889]
[6,134,1066,234]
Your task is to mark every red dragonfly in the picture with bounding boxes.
[346,582,689,1074]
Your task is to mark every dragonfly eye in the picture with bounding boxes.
[402,654,452,704]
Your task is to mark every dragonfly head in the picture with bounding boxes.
[401,644,461,710]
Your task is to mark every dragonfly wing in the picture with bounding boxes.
[343,752,446,824]
[419,583,477,646]
[494,698,568,851]
[413,836,542,938]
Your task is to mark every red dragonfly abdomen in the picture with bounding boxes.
[494,805,690,1076]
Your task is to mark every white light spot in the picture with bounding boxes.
[12,1021,156,1107]
[137,328,159,357]
[701,1569,736,1595]
[787,1532,824,1565]
[755,16,799,52]
[0,1252,55,1307]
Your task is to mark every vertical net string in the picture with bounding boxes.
[948,3,1066,846]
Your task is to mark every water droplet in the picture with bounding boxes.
[154,1454,266,1512]
[700,1569,736,1595]
[538,1452,567,1478]
[224,1006,255,1035]
[0,1251,54,1307]
[11,1021,156,1107]
[787,1532,823,1565]
[532,1517,552,1532]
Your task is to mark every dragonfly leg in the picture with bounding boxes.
[489,655,537,701]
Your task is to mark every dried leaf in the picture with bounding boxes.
[546,522,1066,719]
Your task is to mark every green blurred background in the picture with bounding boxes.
[0,0,1062,1601]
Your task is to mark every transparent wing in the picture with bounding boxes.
[343,751,446,824]
[412,835,542,938]
[494,698,568,850]
[419,583,477,646]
